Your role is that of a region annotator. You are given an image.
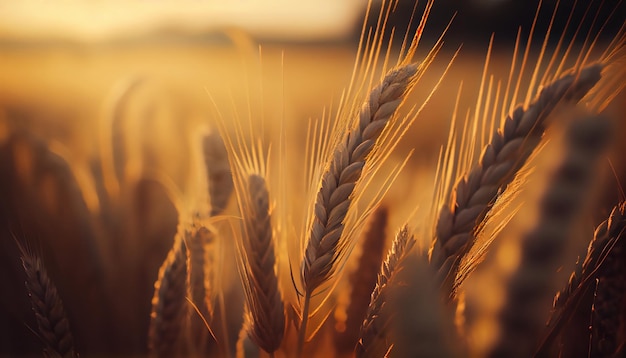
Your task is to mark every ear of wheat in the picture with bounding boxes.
[591,216,626,357]
[238,174,285,354]
[544,202,625,336]
[19,248,78,358]
[185,223,218,354]
[148,234,188,357]
[430,64,603,298]
[356,225,416,357]
[298,63,418,353]
[3,0,626,357]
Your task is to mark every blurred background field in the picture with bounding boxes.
[0,0,624,356]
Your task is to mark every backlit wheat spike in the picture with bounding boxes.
[148,235,188,357]
[240,174,285,354]
[489,113,612,358]
[356,225,416,357]
[20,251,78,358]
[430,64,603,296]
[298,63,418,352]
[334,206,388,354]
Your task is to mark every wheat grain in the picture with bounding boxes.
[356,225,416,357]
[488,113,612,358]
[430,64,603,296]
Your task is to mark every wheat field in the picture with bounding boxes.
[1,0,625,357]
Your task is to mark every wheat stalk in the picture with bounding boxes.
[430,63,603,296]
[488,113,612,357]
[148,235,188,357]
[20,250,78,358]
[239,174,285,354]
[356,225,416,357]
[298,63,418,353]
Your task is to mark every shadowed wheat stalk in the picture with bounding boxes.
[542,202,626,353]
[182,129,233,355]
[19,247,78,358]
[355,225,416,357]
[591,208,626,357]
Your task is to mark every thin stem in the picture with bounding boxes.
[297,292,311,356]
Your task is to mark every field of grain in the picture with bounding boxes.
[1,1,625,357]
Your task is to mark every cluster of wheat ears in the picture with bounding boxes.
[6,0,626,357]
